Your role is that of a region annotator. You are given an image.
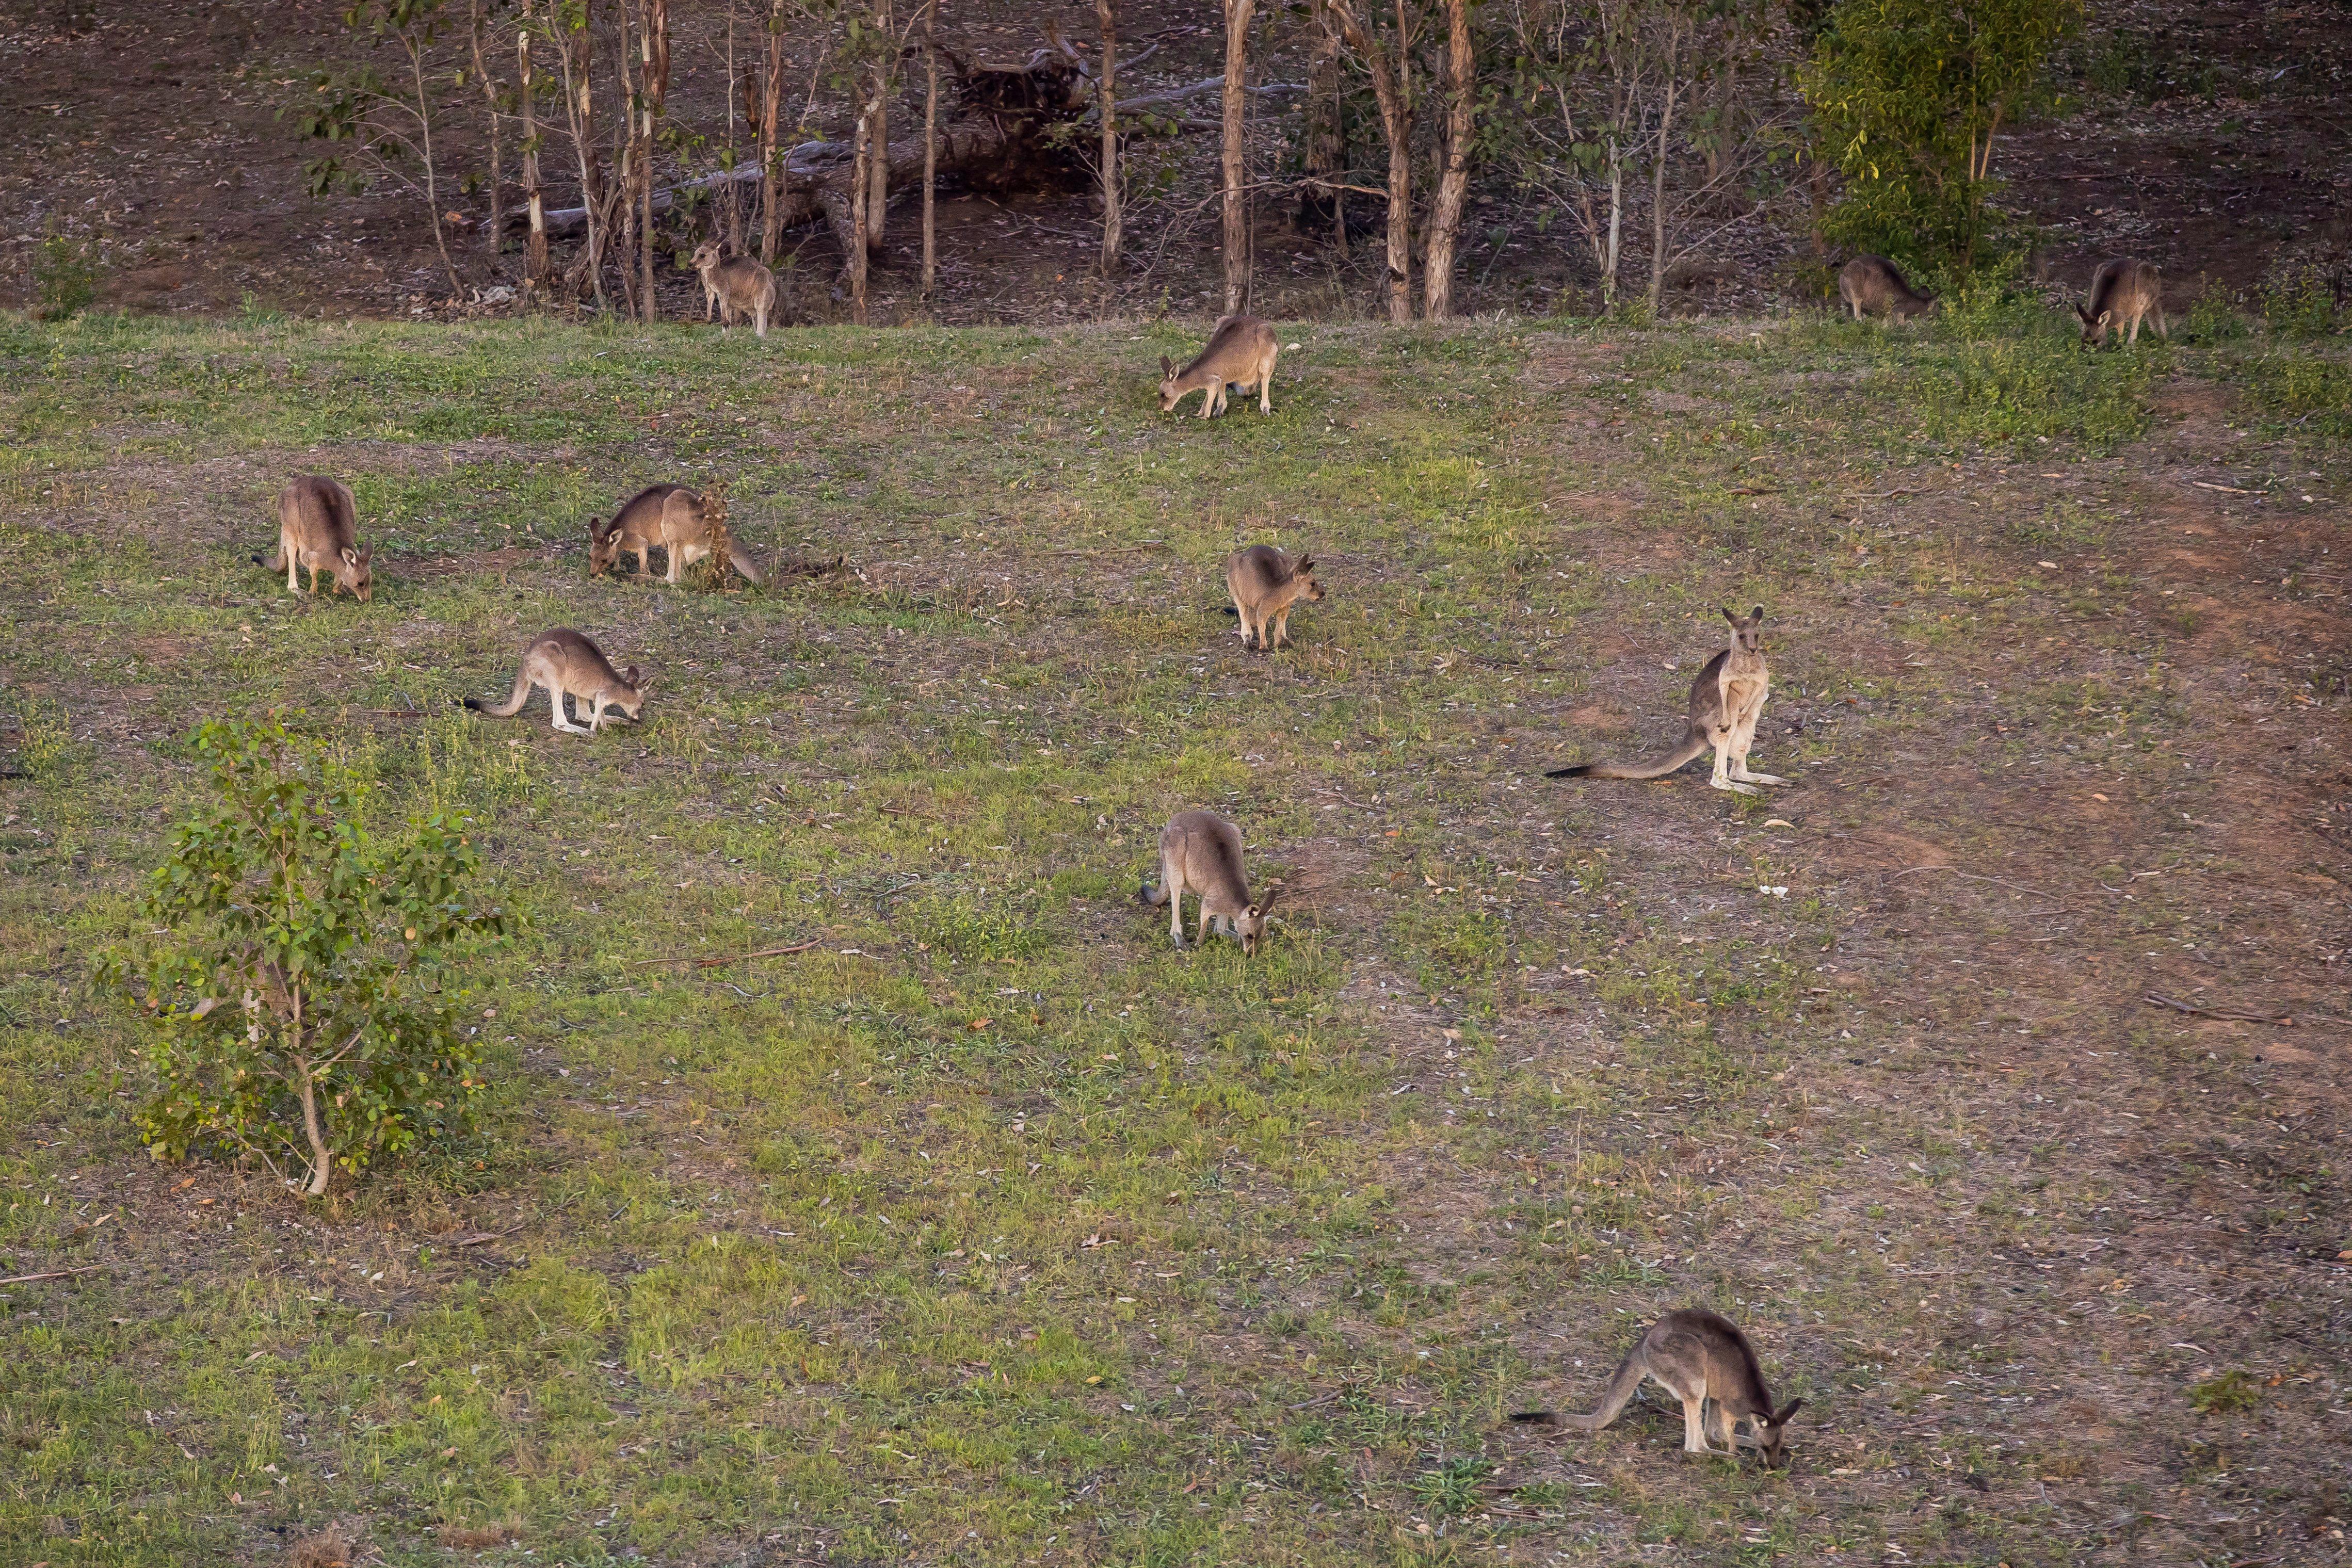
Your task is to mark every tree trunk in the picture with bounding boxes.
[1645,14,1682,314]
[616,0,640,315]
[408,38,464,297]
[1327,0,1411,321]
[756,0,787,264]
[1301,0,1345,235]
[1421,0,1473,319]
[848,105,872,321]
[1219,0,1255,313]
[866,0,892,253]
[922,0,939,291]
[559,0,607,306]
[1097,0,1119,272]
[470,0,506,264]
[640,0,670,320]
[724,2,743,254]
[294,1056,332,1198]
[519,2,549,291]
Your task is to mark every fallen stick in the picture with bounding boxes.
[0,1264,108,1287]
[632,940,824,969]
[2144,992,2296,1026]
[1048,539,1169,555]
[1890,864,2066,903]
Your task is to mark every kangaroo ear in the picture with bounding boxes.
[623,665,642,686]
[341,546,360,566]
[1161,354,1173,380]
[2074,302,2093,323]
[1749,604,1765,622]
[1256,885,1281,913]
[1720,605,1739,625]
[1296,556,1314,574]
[1773,1398,1805,1426]
[2097,309,2114,327]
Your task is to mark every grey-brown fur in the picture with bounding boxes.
[1223,544,1324,652]
[2076,258,2167,347]
[1546,606,1787,795]
[588,483,764,586]
[1159,315,1279,417]
[1137,811,1276,953]
[463,628,650,736]
[1837,255,1936,321]
[254,475,373,601]
[689,240,779,338]
[1512,1308,1805,1467]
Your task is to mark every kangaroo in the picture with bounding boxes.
[1159,315,1279,418]
[689,239,779,338]
[463,628,651,736]
[2075,258,2167,347]
[1224,545,1325,652]
[1137,811,1276,953]
[254,476,374,601]
[1512,1309,1805,1467]
[587,484,764,586]
[1837,255,1936,322]
[1547,607,1786,795]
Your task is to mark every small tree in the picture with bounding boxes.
[100,719,508,1198]
[1800,0,2082,274]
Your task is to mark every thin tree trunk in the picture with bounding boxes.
[640,0,670,320]
[519,1,549,291]
[408,39,464,296]
[558,0,607,306]
[1327,0,1411,321]
[922,0,939,292]
[1219,0,1255,313]
[848,105,872,321]
[1645,15,1682,313]
[726,2,743,254]
[1096,0,1120,272]
[1421,0,1473,319]
[616,0,640,314]
[295,1056,332,1197]
[866,0,892,254]
[470,0,505,264]
[1302,0,1344,236]
[760,0,786,262]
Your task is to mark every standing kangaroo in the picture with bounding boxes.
[1138,811,1276,953]
[255,476,374,601]
[1547,607,1787,795]
[588,484,764,586]
[1512,1309,1805,1467]
[1837,255,1936,322]
[1224,545,1324,652]
[2075,258,2167,347]
[1159,315,1279,417]
[463,628,650,736]
[689,240,779,338]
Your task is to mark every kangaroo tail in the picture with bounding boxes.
[254,549,285,572]
[1219,606,1239,618]
[727,539,766,585]
[1546,729,1707,782]
[465,667,533,719]
[1522,1347,1649,1434]
[1137,878,1170,908]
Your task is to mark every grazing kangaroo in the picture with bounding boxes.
[463,628,650,736]
[254,476,374,601]
[1224,545,1324,652]
[1137,811,1276,954]
[1838,255,1936,321]
[2076,258,2167,347]
[1547,607,1787,795]
[588,484,764,586]
[1159,315,1279,417]
[689,239,779,338]
[1512,1309,1805,1467]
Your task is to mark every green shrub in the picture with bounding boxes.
[33,219,99,320]
[2259,267,2345,339]
[2240,352,2352,441]
[2187,1369,2261,1415]
[98,717,508,1196]
[2184,285,2248,343]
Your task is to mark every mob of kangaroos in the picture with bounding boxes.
[1514,1309,1805,1467]
[1549,607,1788,795]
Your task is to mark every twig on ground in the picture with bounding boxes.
[1048,539,1170,555]
[1890,864,2067,903]
[2143,992,2297,1026]
[0,1264,108,1286]
[445,1221,530,1248]
[631,940,824,969]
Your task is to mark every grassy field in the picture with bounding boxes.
[2,298,2348,1567]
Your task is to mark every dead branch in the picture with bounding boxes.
[631,940,824,969]
[0,1265,109,1287]
[2142,992,2298,1026]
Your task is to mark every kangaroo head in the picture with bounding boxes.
[587,517,618,577]
[690,239,723,275]
[1749,1398,1805,1469]
[1293,555,1325,601]
[1158,355,1182,412]
[1722,604,1766,654]
[1237,886,1279,957]
[339,543,375,602]
[612,666,650,721]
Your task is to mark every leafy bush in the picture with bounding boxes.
[33,219,100,320]
[2258,267,2345,339]
[2187,1369,2261,1415]
[99,718,508,1196]
[2184,285,2248,343]
[2240,352,2352,442]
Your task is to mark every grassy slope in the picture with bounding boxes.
[1,302,2347,1567]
